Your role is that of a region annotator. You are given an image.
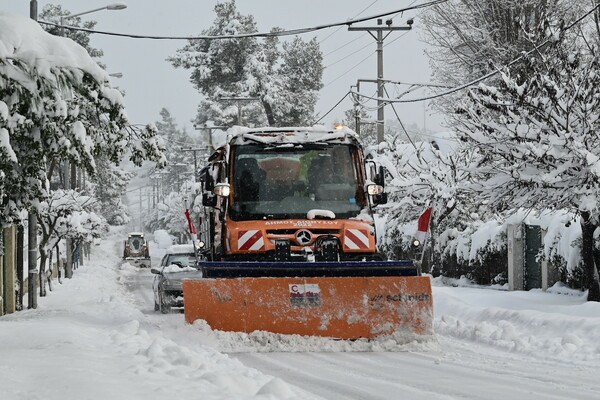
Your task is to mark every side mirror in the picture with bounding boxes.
[374,166,386,187]
[204,173,215,191]
[372,192,388,205]
[366,184,384,195]
[150,267,161,275]
[202,192,217,207]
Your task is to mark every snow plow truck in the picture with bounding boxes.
[182,126,433,339]
[122,232,151,268]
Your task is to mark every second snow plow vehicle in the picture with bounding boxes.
[123,232,151,268]
[183,126,433,339]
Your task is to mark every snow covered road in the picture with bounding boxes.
[232,287,600,400]
[2,228,600,399]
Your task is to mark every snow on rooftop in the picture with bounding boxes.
[165,244,196,254]
[219,125,358,148]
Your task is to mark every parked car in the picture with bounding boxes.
[151,244,200,313]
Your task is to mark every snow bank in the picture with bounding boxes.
[154,229,174,249]
[0,226,310,399]
[434,282,600,364]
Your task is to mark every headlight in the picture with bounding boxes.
[214,183,230,197]
[412,239,421,247]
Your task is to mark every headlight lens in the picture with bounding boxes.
[214,183,230,197]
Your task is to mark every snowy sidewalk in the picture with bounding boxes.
[0,231,316,400]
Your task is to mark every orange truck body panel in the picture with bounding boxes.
[226,217,376,255]
[182,275,433,339]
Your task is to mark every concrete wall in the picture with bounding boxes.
[508,223,559,291]
[507,224,524,291]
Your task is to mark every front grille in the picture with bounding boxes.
[266,229,297,235]
[309,229,340,235]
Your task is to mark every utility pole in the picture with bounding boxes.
[28,0,38,309]
[182,148,211,181]
[349,18,413,143]
[194,124,227,151]
[352,78,393,139]
[351,84,361,136]
[218,97,260,126]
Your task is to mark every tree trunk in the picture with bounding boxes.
[580,211,600,301]
[262,100,275,126]
[38,250,47,297]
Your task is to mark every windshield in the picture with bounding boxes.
[229,144,365,220]
[166,254,197,267]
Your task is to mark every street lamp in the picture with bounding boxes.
[109,72,123,78]
[60,3,127,26]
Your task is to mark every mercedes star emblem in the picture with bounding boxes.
[295,230,312,245]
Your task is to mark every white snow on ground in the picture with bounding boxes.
[0,227,317,400]
[1,227,600,399]
[434,280,600,364]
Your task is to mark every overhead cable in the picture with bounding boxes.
[37,0,448,40]
[351,2,600,104]
[313,92,351,124]
[319,0,380,44]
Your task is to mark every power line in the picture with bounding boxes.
[313,92,351,124]
[37,0,448,40]
[350,2,600,104]
[324,39,375,69]
[323,29,411,88]
[323,50,376,88]
[319,0,380,45]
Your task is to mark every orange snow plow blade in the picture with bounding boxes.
[183,276,433,339]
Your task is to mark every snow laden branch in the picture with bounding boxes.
[168,1,323,128]
[454,23,600,300]
[0,14,165,223]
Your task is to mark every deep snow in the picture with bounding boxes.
[1,226,599,399]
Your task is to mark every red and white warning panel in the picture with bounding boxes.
[343,229,371,250]
[237,230,265,251]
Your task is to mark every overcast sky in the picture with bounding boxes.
[2,0,446,135]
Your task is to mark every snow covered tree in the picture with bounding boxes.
[0,14,165,225]
[421,0,580,120]
[39,4,104,61]
[36,190,106,295]
[169,0,323,127]
[453,14,600,300]
[90,157,133,225]
[143,187,192,242]
[154,108,196,193]
[373,132,494,277]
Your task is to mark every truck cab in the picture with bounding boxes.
[199,126,387,263]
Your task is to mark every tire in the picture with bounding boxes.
[159,291,173,314]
